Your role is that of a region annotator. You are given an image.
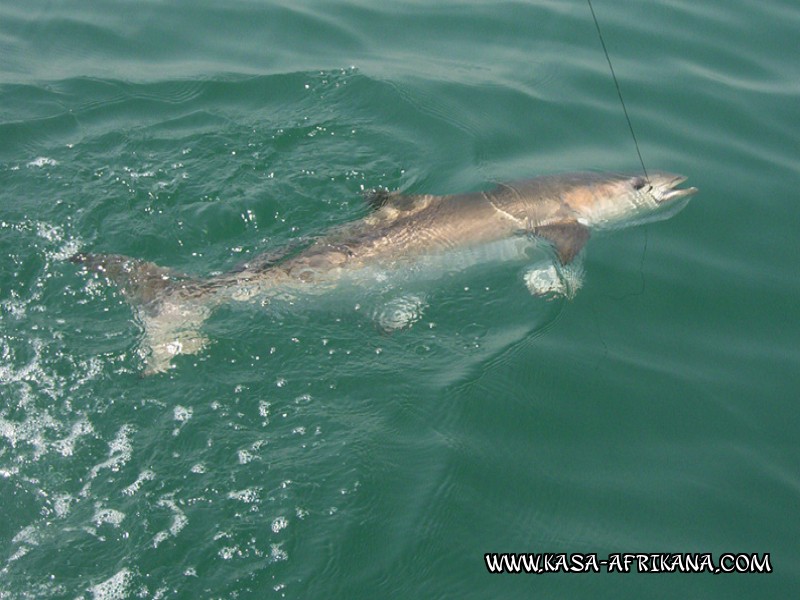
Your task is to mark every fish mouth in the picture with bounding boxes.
[657,174,698,203]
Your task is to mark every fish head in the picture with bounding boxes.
[633,171,698,205]
[573,171,698,230]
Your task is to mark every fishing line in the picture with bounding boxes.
[586,0,649,182]
[583,1,652,372]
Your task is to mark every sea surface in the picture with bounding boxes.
[1,1,798,598]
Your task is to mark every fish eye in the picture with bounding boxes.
[631,177,646,190]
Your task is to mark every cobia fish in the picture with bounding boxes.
[72,171,697,373]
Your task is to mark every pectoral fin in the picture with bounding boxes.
[533,222,590,265]
[524,256,584,299]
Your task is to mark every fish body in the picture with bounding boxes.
[72,171,697,372]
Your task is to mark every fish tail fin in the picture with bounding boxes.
[71,252,212,374]
[70,252,187,304]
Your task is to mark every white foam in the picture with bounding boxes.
[173,405,193,422]
[34,221,61,242]
[52,418,94,457]
[53,494,73,518]
[271,516,288,533]
[27,157,58,168]
[237,449,255,464]
[269,543,288,562]
[49,237,82,261]
[152,498,188,548]
[227,488,260,503]
[172,405,193,436]
[108,424,134,455]
[1,291,27,319]
[12,524,38,545]
[92,507,125,528]
[89,568,133,600]
[258,401,271,425]
[121,470,156,496]
[124,168,154,179]
[6,545,31,563]
[81,425,135,497]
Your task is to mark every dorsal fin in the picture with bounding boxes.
[533,222,590,265]
[363,189,427,213]
[229,237,310,273]
[364,188,393,210]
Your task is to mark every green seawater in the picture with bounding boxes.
[1,1,799,598]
